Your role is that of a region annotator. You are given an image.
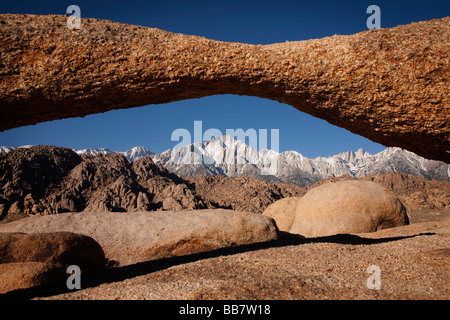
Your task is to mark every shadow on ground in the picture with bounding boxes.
[0,231,435,300]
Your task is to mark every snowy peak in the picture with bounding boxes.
[333,148,366,163]
[160,134,264,167]
[0,146,17,153]
[122,146,155,162]
[76,148,114,156]
[0,146,33,153]
[152,137,449,185]
[75,146,154,162]
[355,148,366,158]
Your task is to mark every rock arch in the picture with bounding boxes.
[0,14,448,163]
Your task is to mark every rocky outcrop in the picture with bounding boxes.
[186,175,305,214]
[0,146,209,222]
[289,180,409,237]
[0,14,448,163]
[132,157,204,211]
[0,146,305,222]
[0,146,83,221]
[0,210,279,266]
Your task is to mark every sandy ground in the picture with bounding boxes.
[16,209,450,300]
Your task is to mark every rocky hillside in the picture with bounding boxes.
[0,146,303,222]
[186,175,304,213]
[0,146,448,223]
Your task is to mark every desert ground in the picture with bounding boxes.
[17,209,447,300]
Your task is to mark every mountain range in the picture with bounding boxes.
[1,135,449,186]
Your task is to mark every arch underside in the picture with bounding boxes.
[0,14,448,163]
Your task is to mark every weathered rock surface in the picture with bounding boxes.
[262,197,300,232]
[0,232,106,293]
[187,175,304,214]
[0,210,279,266]
[0,261,66,294]
[0,232,106,270]
[0,146,82,221]
[363,172,450,212]
[290,180,409,237]
[0,14,448,163]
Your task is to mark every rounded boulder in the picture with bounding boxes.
[263,197,301,232]
[290,180,409,237]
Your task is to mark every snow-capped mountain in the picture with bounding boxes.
[275,147,449,186]
[152,135,449,186]
[2,145,155,163]
[0,146,17,153]
[76,148,114,156]
[151,135,278,178]
[75,146,154,162]
[0,145,32,153]
[122,146,155,162]
[2,136,448,186]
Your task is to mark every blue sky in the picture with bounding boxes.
[0,0,448,157]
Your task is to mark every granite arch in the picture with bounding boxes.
[0,14,448,162]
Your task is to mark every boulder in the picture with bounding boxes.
[0,262,66,294]
[262,197,301,232]
[290,180,409,237]
[0,210,279,266]
[0,232,106,294]
[0,232,106,271]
